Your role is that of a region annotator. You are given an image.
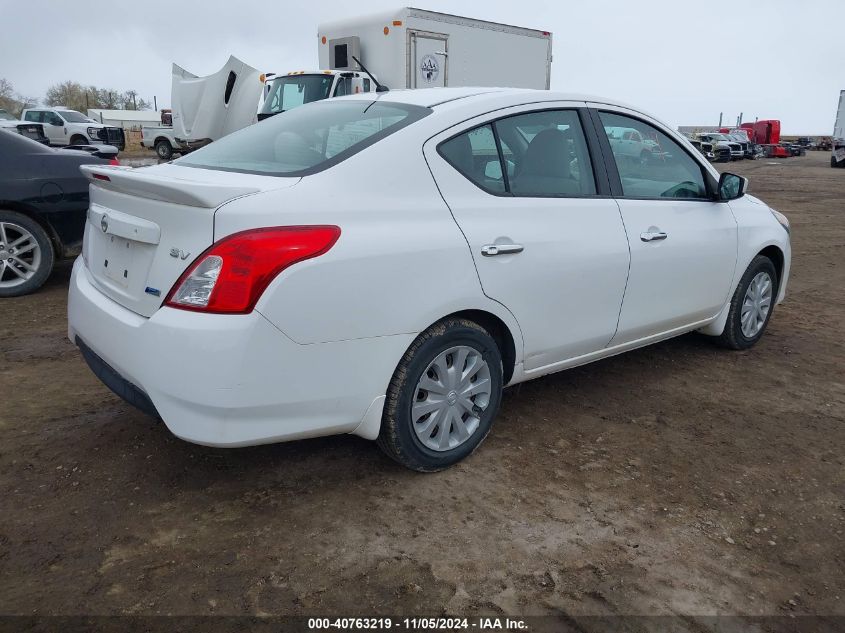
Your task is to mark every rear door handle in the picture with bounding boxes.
[640,231,668,242]
[481,243,524,256]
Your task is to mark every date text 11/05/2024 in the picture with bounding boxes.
[307,617,528,630]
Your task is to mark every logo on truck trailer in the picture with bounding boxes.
[419,54,440,83]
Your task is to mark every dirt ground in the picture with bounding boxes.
[0,151,843,623]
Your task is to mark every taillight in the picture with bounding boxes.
[164,226,340,314]
[109,158,120,166]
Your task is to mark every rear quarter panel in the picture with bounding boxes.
[213,129,521,348]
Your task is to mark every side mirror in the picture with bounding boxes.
[718,172,748,201]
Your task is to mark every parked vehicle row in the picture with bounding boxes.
[67,88,791,472]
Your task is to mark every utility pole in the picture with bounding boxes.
[154,95,157,111]
[718,112,723,127]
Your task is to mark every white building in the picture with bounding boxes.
[86,109,161,130]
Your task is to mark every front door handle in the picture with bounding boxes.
[640,231,668,242]
[481,243,524,256]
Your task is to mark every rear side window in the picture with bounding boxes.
[177,100,430,176]
[438,124,506,193]
[438,109,597,197]
[24,111,42,123]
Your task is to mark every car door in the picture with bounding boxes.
[591,107,738,345]
[424,105,630,371]
[25,111,54,145]
[42,111,66,145]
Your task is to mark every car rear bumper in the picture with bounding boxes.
[68,258,410,447]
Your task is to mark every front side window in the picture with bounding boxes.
[259,75,335,116]
[438,109,596,197]
[178,100,430,176]
[599,111,708,199]
[333,77,351,97]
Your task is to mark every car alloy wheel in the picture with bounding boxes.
[0,221,42,290]
[411,345,492,451]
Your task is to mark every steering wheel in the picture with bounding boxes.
[661,181,700,198]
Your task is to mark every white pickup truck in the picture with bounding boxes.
[21,107,125,150]
[140,125,185,160]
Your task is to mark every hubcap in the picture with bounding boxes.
[741,271,773,338]
[0,222,41,288]
[412,345,492,452]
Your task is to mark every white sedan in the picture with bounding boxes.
[68,88,791,471]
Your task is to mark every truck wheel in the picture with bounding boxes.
[155,140,173,160]
[70,135,88,146]
[0,210,55,298]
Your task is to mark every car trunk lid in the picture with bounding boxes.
[79,164,298,317]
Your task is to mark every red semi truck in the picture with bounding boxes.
[739,120,781,145]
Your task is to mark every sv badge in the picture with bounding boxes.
[169,248,191,260]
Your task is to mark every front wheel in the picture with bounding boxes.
[716,255,778,350]
[0,210,55,297]
[155,140,173,160]
[377,318,504,472]
[69,135,88,146]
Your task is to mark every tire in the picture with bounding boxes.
[377,318,504,472]
[715,255,778,350]
[69,135,88,146]
[155,140,173,160]
[0,210,55,298]
[640,150,651,165]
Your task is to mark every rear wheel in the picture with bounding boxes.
[0,210,55,298]
[715,255,777,350]
[155,140,173,160]
[377,318,504,472]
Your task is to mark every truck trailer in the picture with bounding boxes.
[259,8,553,119]
[832,89,845,168]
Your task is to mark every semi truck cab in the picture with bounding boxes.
[257,71,376,120]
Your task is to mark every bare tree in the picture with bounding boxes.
[0,78,37,117]
[44,81,152,113]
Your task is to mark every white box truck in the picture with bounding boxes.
[832,89,845,168]
[259,7,553,119]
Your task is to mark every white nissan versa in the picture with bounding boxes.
[68,88,791,471]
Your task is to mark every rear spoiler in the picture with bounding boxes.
[80,165,260,208]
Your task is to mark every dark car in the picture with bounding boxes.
[0,131,117,297]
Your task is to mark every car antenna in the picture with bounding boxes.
[352,56,389,93]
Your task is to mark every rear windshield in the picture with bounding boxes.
[177,100,431,177]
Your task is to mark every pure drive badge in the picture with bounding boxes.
[419,54,439,83]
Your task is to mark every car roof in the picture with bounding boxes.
[338,87,626,109]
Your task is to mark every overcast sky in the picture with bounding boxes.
[1,0,842,133]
